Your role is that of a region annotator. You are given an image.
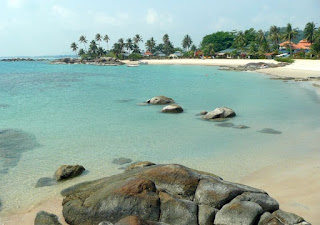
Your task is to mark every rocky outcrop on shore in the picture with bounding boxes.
[50,57,124,66]
[58,163,310,225]
[220,62,288,72]
[0,58,47,62]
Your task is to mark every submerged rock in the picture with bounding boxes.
[61,164,309,225]
[146,96,174,105]
[113,157,133,165]
[258,128,282,134]
[125,161,156,172]
[233,125,250,129]
[199,111,208,115]
[35,177,57,188]
[0,104,9,108]
[34,211,62,225]
[0,129,40,174]
[215,122,235,128]
[161,104,183,113]
[54,165,85,181]
[116,99,135,103]
[202,107,236,120]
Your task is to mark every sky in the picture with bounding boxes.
[0,0,319,57]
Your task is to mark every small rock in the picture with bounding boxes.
[200,111,208,115]
[258,212,284,225]
[35,177,57,188]
[137,102,149,106]
[125,161,156,172]
[0,104,9,108]
[54,165,85,181]
[233,125,250,129]
[112,157,132,165]
[198,205,218,225]
[34,211,62,225]
[258,128,282,134]
[214,201,263,225]
[116,99,134,103]
[273,209,306,224]
[202,107,236,120]
[215,122,235,128]
[146,96,174,104]
[161,104,183,113]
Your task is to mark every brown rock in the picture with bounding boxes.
[54,165,85,181]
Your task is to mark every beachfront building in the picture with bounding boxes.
[216,48,240,59]
[144,50,153,57]
[173,51,183,57]
[194,50,203,57]
[279,39,311,52]
[153,51,166,57]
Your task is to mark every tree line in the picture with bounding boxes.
[70,22,320,59]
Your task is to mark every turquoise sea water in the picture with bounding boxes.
[0,61,320,215]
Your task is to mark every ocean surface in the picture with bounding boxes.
[0,61,320,216]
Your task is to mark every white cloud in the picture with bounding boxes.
[52,5,75,18]
[7,0,24,8]
[91,12,130,26]
[146,8,158,24]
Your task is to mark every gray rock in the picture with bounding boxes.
[258,128,282,134]
[273,209,306,224]
[99,222,114,225]
[200,111,208,115]
[146,96,174,104]
[54,165,85,181]
[194,178,264,209]
[35,177,57,188]
[202,107,236,120]
[215,122,235,128]
[198,205,218,225]
[258,212,284,225]
[116,99,135,103]
[214,201,263,225]
[161,104,183,113]
[62,177,160,225]
[125,161,156,172]
[233,125,250,129]
[159,192,198,225]
[230,192,279,212]
[34,211,62,225]
[113,157,133,165]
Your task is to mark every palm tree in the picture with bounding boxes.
[234,31,247,51]
[118,38,125,51]
[283,23,298,56]
[304,22,316,45]
[203,43,215,56]
[103,35,110,51]
[78,48,85,57]
[269,26,281,46]
[125,38,133,54]
[95,33,102,47]
[256,30,266,45]
[133,34,143,48]
[163,34,170,44]
[89,40,98,58]
[79,36,87,51]
[70,42,78,56]
[145,37,156,53]
[182,34,193,52]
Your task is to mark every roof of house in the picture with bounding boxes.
[219,48,238,53]
[144,50,153,56]
[279,40,311,50]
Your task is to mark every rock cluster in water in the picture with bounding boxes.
[51,57,124,66]
[50,162,310,225]
[220,62,288,72]
[0,58,47,62]
[201,107,236,120]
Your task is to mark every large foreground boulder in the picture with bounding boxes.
[54,165,85,181]
[61,163,309,225]
[202,107,236,120]
[146,96,174,104]
[161,104,183,113]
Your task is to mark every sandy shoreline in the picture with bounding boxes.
[1,59,320,224]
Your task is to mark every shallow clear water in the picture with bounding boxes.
[0,61,320,215]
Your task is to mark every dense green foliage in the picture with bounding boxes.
[201,31,236,52]
[128,53,142,61]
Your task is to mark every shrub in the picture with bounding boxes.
[128,53,142,61]
[275,57,294,63]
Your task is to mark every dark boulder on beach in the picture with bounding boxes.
[61,162,309,225]
[202,107,236,120]
[161,104,183,113]
[34,211,62,225]
[54,165,85,181]
[146,96,174,105]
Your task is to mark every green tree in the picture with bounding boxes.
[256,30,266,45]
[70,42,78,56]
[112,43,122,56]
[125,38,133,54]
[88,40,98,58]
[163,34,170,44]
[118,38,125,51]
[304,22,316,44]
[79,36,87,51]
[103,35,110,50]
[283,23,298,55]
[133,34,143,48]
[203,43,215,56]
[182,34,193,51]
[145,37,156,53]
[201,31,236,52]
[244,28,257,44]
[95,33,102,47]
[311,28,320,57]
[78,48,85,57]
[190,44,197,52]
[234,31,247,51]
[269,25,281,46]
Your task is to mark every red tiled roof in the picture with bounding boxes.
[279,40,311,50]
[144,50,153,56]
